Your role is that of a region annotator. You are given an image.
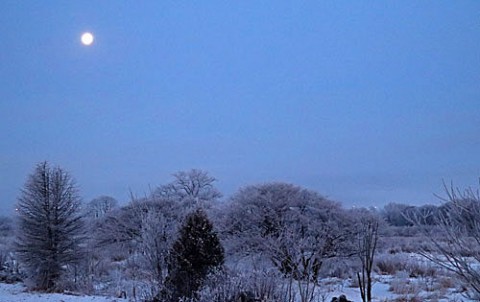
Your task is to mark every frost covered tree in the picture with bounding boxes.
[154,169,222,209]
[93,203,141,251]
[91,197,186,299]
[381,202,413,227]
[225,183,354,302]
[409,182,480,300]
[15,162,85,291]
[168,209,224,301]
[0,216,13,238]
[135,198,180,298]
[0,216,16,280]
[84,195,118,219]
[353,208,381,302]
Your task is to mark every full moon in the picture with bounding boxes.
[81,32,94,46]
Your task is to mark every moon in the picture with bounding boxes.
[81,32,94,46]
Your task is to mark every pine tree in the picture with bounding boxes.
[168,209,224,301]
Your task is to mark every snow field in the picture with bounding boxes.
[0,283,118,302]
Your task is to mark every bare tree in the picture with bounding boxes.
[0,216,18,281]
[15,161,85,292]
[85,196,118,219]
[354,208,380,302]
[408,181,480,300]
[382,202,413,227]
[225,182,354,302]
[0,216,13,238]
[135,199,180,299]
[154,169,222,209]
[91,196,183,299]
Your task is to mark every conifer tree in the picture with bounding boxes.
[168,209,224,301]
[16,162,84,291]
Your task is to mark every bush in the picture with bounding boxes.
[0,271,22,284]
[321,258,360,279]
[196,267,284,302]
[375,254,409,275]
[389,271,421,296]
[405,259,437,278]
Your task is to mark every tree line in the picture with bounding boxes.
[5,161,480,301]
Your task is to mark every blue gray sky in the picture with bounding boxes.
[1,1,479,214]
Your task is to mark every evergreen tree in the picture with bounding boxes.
[168,209,224,301]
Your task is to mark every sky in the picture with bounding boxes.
[1,1,479,214]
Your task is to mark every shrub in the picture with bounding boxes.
[375,254,409,275]
[196,267,284,302]
[389,271,421,296]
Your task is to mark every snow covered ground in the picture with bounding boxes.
[0,283,119,302]
[0,278,474,302]
[323,276,474,302]
[316,279,392,302]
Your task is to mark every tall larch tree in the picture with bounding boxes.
[16,161,85,292]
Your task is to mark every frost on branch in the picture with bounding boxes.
[15,161,85,292]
